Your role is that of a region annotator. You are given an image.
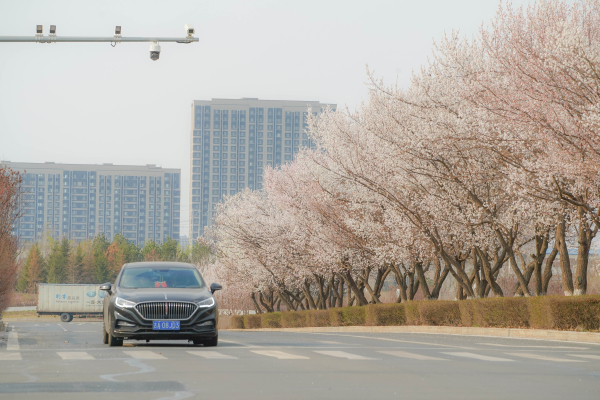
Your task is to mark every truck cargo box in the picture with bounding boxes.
[37,283,105,315]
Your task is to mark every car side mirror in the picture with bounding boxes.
[210,283,222,294]
[99,282,112,294]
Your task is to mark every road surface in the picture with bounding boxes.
[0,321,599,399]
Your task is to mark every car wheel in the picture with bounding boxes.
[108,331,123,347]
[60,313,73,323]
[102,328,109,344]
[202,334,218,347]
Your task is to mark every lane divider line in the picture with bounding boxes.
[314,350,377,360]
[505,352,587,363]
[443,352,515,362]
[379,350,448,361]
[250,350,309,359]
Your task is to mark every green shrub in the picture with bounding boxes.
[231,315,244,329]
[458,300,476,326]
[366,303,405,326]
[261,312,282,328]
[418,300,461,326]
[308,310,331,327]
[281,310,310,328]
[530,296,600,331]
[528,296,551,329]
[403,301,420,325]
[232,295,600,332]
[330,306,365,326]
[473,297,529,328]
[244,314,262,329]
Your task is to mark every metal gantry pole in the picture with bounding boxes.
[0,25,199,60]
[0,36,198,43]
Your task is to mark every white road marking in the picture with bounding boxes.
[479,343,588,350]
[123,351,166,360]
[7,328,19,351]
[568,354,600,360]
[57,351,95,360]
[311,333,473,349]
[505,353,586,362]
[443,352,515,362]
[251,350,309,359]
[59,325,67,332]
[314,351,376,360]
[219,339,262,348]
[187,351,238,359]
[0,352,21,360]
[318,341,344,345]
[379,350,447,361]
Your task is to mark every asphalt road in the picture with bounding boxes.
[1,321,599,399]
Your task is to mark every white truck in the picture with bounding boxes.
[37,283,105,322]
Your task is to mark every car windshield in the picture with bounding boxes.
[119,267,205,289]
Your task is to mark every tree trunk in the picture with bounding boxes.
[430,259,450,299]
[542,247,558,294]
[251,292,263,314]
[414,262,432,300]
[341,271,369,305]
[555,216,574,296]
[574,207,598,295]
[389,263,407,302]
[475,247,504,297]
[495,229,531,296]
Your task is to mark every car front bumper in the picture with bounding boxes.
[111,305,218,340]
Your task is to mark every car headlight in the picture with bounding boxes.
[196,297,215,308]
[115,297,136,308]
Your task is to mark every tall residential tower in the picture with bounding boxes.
[2,161,181,245]
[189,98,335,239]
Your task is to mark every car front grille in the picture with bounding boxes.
[135,302,197,320]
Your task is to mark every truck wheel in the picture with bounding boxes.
[60,313,73,323]
[103,328,109,344]
[108,331,123,347]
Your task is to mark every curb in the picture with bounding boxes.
[225,325,600,344]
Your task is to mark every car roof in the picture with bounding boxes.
[122,262,197,269]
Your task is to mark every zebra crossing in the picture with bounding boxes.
[0,348,597,364]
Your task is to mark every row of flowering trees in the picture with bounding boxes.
[206,0,600,313]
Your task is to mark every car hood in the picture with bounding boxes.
[117,287,211,303]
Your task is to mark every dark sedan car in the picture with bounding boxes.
[100,261,221,347]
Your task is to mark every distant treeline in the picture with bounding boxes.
[16,234,210,293]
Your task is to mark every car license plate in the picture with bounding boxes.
[153,321,180,330]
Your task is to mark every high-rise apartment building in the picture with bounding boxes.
[189,98,336,239]
[1,161,181,245]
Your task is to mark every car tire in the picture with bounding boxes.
[102,328,109,344]
[108,331,123,347]
[60,313,73,323]
[202,334,218,347]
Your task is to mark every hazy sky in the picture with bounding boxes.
[1,0,539,236]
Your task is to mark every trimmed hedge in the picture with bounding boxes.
[262,312,282,328]
[418,300,461,326]
[229,295,600,332]
[231,315,245,329]
[244,314,262,329]
[330,306,366,326]
[366,303,405,326]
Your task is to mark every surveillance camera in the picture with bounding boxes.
[149,42,161,61]
[184,24,195,36]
